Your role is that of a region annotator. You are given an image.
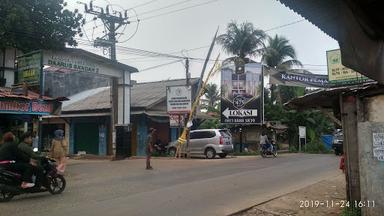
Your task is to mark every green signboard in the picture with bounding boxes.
[17,50,43,85]
[326,49,371,86]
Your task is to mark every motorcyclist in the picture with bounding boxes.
[0,132,36,188]
[259,132,269,151]
[18,132,46,187]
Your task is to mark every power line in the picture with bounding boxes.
[135,0,193,17]
[129,0,159,9]
[135,0,221,22]
[265,19,305,32]
[132,59,183,72]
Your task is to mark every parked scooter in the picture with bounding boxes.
[0,157,66,202]
[153,139,167,155]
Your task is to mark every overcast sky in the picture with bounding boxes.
[68,0,339,84]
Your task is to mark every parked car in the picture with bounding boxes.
[333,130,344,155]
[167,129,234,159]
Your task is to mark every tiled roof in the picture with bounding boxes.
[0,87,55,101]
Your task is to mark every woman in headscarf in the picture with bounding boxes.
[50,129,68,173]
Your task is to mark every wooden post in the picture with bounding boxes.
[340,94,361,203]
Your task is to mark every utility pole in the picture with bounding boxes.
[78,1,132,158]
[185,58,190,85]
[78,1,131,61]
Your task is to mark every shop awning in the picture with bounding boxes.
[0,87,63,115]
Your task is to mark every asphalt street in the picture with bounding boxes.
[0,154,340,216]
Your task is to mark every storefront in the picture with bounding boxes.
[0,87,62,143]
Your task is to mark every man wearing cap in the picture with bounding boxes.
[146,128,156,170]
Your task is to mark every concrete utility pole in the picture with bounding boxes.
[78,1,131,61]
[78,1,133,158]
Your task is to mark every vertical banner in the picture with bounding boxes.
[221,63,263,124]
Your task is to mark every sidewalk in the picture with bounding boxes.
[232,173,346,216]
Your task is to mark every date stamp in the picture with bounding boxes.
[299,200,376,208]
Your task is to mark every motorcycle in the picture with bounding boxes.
[260,141,278,158]
[0,157,66,202]
[153,140,167,155]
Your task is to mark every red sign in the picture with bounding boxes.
[0,100,54,115]
[31,102,52,113]
[0,101,29,112]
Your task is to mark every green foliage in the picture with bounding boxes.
[198,119,220,129]
[289,146,298,153]
[341,207,361,216]
[203,83,220,109]
[216,21,266,59]
[279,85,305,104]
[262,34,302,70]
[0,0,84,52]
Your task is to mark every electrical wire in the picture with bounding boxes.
[117,8,140,43]
[135,0,193,17]
[129,0,159,10]
[132,59,183,72]
[135,0,221,22]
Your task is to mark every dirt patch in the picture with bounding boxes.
[235,174,346,216]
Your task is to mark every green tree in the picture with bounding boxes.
[262,34,304,104]
[262,35,302,70]
[217,21,266,60]
[203,83,220,111]
[0,0,83,52]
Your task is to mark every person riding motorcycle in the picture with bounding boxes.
[0,132,36,188]
[259,132,272,152]
[18,132,46,187]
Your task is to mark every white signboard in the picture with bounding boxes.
[373,133,384,161]
[299,126,306,138]
[167,85,192,114]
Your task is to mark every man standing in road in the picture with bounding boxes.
[146,128,156,170]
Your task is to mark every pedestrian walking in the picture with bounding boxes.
[146,128,156,170]
[50,129,68,174]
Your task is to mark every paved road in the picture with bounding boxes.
[1,154,340,216]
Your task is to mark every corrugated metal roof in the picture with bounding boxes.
[277,0,340,40]
[62,78,200,113]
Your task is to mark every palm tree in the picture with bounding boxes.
[262,35,302,69]
[217,21,267,61]
[262,34,303,104]
[203,83,220,111]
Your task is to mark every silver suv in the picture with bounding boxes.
[168,129,234,159]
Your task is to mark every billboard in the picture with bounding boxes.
[327,49,371,85]
[221,63,263,124]
[269,69,329,88]
[17,50,43,85]
[167,85,192,114]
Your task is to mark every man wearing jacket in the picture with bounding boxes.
[0,132,36,188]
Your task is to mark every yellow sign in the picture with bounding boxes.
[327,49,367,83]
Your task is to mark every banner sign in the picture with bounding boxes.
[17,50,42,85]
[0,99,53,115]
[46,56,100,73]
[327,49,371,85]
[221,63,263,124]
[269,69,329,88]
[167,85,192,114]
[169,114,185,128]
